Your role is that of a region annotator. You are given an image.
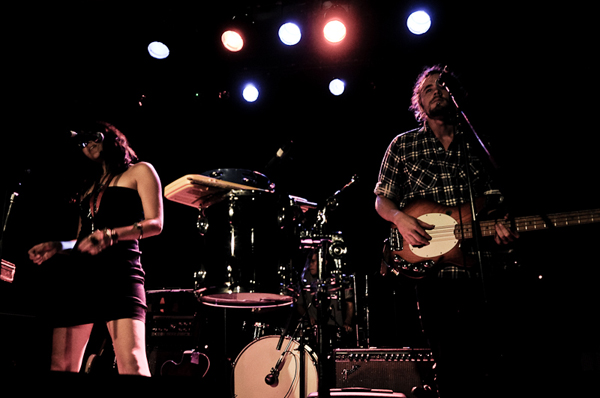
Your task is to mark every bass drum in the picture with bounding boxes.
[232,335,318,398]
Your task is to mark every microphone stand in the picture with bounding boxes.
[268,308,311,397]
[440,74,500,303]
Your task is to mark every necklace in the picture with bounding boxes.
[87,173,114,231]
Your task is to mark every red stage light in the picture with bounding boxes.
[221,30,244,52]
[323,19,347,43]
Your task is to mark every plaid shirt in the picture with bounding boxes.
[375,125,499,278]
[375,125,496,209]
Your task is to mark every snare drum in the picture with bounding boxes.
[233,335,318,398]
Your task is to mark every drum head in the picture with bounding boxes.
[233,335,318,398]
[198,292,293,309]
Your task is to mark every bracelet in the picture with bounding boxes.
[102,228,117,246]
[134,222,143,240]
[110,228,119,244]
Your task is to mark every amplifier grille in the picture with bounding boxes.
[334,348,435,398]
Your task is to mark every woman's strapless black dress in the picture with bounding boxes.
[47,187,148,327]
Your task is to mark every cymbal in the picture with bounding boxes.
[289,195,318,213]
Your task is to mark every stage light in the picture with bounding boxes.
[222,30,244,52]
[242,84,259,102]
[148,41,170,59]
[407,11,432,35]
[323,19,347,43]
[329,78,345,96]
[278,22,302,46]
[321,3,350,45]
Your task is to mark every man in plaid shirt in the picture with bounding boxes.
[375,65,517,267]
[374,65,519,398]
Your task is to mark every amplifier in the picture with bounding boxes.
[148,315,196,338]
[146,289,199,348]
[334,348,436,398]
[308,389,407,397]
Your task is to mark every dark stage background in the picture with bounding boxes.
[1,1,598,393]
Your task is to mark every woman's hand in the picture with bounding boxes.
[28,241,62,265]
[78,229,113,255]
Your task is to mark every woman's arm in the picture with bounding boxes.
[78,162,164,255]
[116,162,164,241]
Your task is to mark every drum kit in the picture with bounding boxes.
[162,168,360,397]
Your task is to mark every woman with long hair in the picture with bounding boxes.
[28,121,163,376]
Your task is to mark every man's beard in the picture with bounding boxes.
[427,100,456,121]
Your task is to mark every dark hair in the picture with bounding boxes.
[78,121,138,196]
[94,121,138,175]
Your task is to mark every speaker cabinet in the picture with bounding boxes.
[334,348,436,398]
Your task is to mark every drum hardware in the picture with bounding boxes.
[298,236,340,397]
[164,171,359,397]
[197,205,209,236]
[324,175,359,212]
[300,231,348,296]
[242,321,283,340]
[301,175,360,398]
[167,169,301,309]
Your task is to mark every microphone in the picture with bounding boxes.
[264,368,279,385]
[436,65,450,87]
[265,140,293,170]
[266,336,293,386]
[265,349,288,385]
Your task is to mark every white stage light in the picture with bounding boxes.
[278,22,302,46]
[148,41,170,59]
[407,11,432,35]
[329,78,345,96]
[243,84,259,102]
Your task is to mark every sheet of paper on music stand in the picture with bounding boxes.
[164,174,267,208]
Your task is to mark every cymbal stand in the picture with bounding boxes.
[315,239,332,398]
[299,235,333,398]
[296,175,358,397]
